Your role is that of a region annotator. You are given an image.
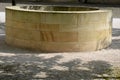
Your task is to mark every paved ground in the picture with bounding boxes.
[0,2,120,80]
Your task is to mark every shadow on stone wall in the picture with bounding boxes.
[0,55,114,80]
[112,28,120,37]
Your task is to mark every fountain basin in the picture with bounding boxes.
[5,6,112,52]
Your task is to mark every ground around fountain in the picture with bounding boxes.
[0,2,120,79]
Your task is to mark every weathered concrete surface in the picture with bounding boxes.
[0,5,120,79]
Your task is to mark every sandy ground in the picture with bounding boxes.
[0,2,120,80]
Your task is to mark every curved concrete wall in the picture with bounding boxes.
[5,6,112,52]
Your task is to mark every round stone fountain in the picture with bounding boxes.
[5,5,112,52]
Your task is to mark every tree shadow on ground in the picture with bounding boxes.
[0,23,5,34]
[0,54,114,80]
[112,28,120,37]
[108,28,120,49]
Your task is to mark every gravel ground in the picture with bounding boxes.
[0,2,120,80]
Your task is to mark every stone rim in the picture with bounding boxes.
[6,5,111,13]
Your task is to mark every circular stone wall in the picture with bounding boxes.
[5,6,112,52]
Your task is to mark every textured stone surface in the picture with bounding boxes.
[5,6,112,52]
